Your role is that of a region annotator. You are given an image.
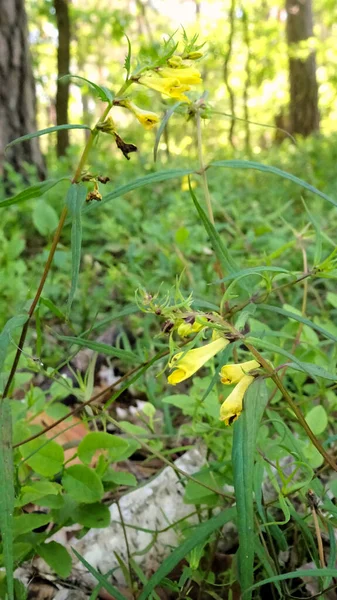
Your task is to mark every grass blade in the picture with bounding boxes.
[249,567,337,592]
[232,379,268,599]
[138,508,236,600]
[72,547,128,600]
[66,184,87,315]
[0,399,15,600]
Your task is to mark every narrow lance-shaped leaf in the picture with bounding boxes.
[188,180,239,276]
[0,178,69,209]
[66,184,87,314]
[6,124,91,149]
[210,160,337,208]
[60,75,114,104]
[154,102,181,162]
[232,379,268,599]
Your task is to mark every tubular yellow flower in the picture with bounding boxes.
[119,100,160,130]
[168,337,229,385]
[138,75,191,102]
[159,66,202,85]
[220,375,254,425]
[220,360,260,385]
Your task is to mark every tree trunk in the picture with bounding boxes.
[54,0,70,157]
[286,0,319,136]
[0,0,46,180]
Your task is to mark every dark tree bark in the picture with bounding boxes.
[0,0,46,180]
[286,0,319,136]
[54,0,70,157]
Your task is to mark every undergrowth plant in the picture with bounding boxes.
[1,32,337,600]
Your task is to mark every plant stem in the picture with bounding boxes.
[196,110,214,224]
[3,104,112,399]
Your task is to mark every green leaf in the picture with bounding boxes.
[62,465,104,503]
[327,292,337,309]
[102,470,137,487]
[33,200,59,236]
[20,438,64,477]
[137,508,236,600]
[16,482,61,507]
[78,432,129,464]
[66,184,87,314]
[37,542,72,578]
[305,405,328,436]
[215,265,291,284]
[0,179,68,209]
[124,34,132,79]
[82,168,195,215]
[72,547,129,600]
[248,568,337,593]
[40,297,66,320]
[0,400,14,600]
[6,124,91,149]
[13,513,50,538]
[59,335,139,363]
[184,469,225,505]
[189,183,238,276]
[60,75,114,104]
[258,303,337,343]
[210,160,337,208]
[0,315,27,373]
[74,502,111,528]
[232,379,268,600]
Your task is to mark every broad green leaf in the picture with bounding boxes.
[305,404,328,435]
[59,335,138,363]
[6,124,91,149]
[62,465,104,503]
[0,400,14,600]
[16,481,61,507]
[37,542,72,578]
[72,547,129,600]
[66,184,87,314]
[327,292,337,309]
[102,470,137,487]
[137,508,236,600]
[232,379,268,600]
[162,394,196,415]
[184,469,226,505]
[60,75,114,104]
[20,438,64,477]
[74,502,111,528]
[13,513,50,537]
[33,200,59,236]
[211,160,337,208]
[78,432,129,464]
[0,179,68,209]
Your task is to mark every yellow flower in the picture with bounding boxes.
[159,66,202,85]
[220,360,260,385]
[220,375,254,425]
[168,337,229,385]
[138,75,191,102]
[177,319,207,338]
[119,100,160,130]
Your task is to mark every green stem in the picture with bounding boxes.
[3,104,113,399]
[196,110,214,224]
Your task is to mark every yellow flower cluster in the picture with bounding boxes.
[139,65,202,103]
[167,339,260,425]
